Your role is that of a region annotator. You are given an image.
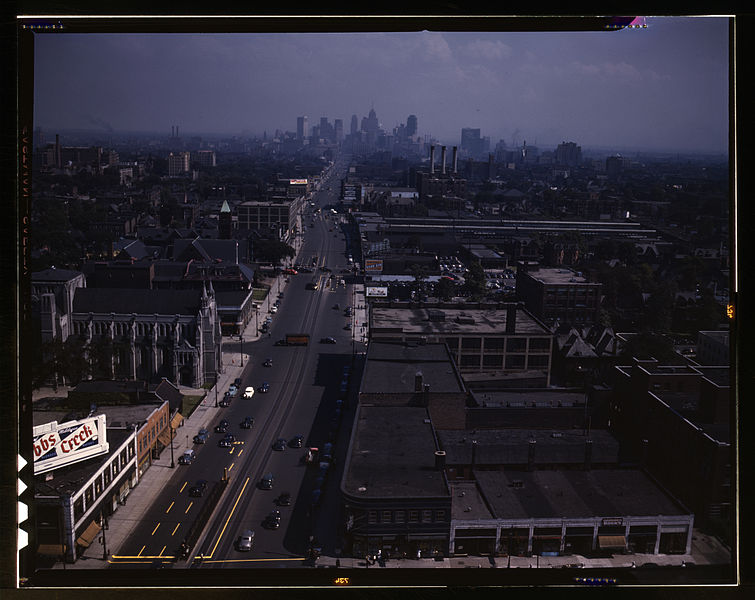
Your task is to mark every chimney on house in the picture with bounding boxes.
[435,450,446,470]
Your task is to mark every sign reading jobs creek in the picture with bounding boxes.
[32,415,109,475]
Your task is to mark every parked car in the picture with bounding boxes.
[235,530,255,551]
[240,416,254,429]
[275,492,292,507]
[244,386,255,398]
[233,377,242,387]
[214,420,229,433]
[193,428,209,444]
[272,438,287,451]
[270,306,278,314]
[178,449,196,465]
[188,479,208,497]
[228,384,238,396]
[343,323,352,330]
[219,396,232,407]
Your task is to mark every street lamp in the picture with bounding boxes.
[214,373,219,408]
[240,332,244,367]
[169,426,175,468]
[100,513,108,560]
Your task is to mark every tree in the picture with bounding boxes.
[252,239,295,264]
[462,261,487,299]
[434,277,456,301]
[408,264,430,296]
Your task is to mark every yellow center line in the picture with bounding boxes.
[237,448,244,457]
[208,476,249,559]
[171,523,181,536]
[179,482,187,493]
[137,545,145,557]
[111,555,175,560]
[228,462,235,472]
[229,447,234,455]
[185,501,193,514]
[159,545,166,556]
[151,523,160,536]
[166,501,174,514]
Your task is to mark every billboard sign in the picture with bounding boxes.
[366,286,388,298]
[288,179,308,185]
[33,415,109,475]
[364,259,383,274]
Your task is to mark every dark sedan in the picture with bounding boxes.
[219,434,235,448]
[240,416,254,429]
[275,492,291,507]
[188,479,208,497]
[288,435,304,448]
[214,420,229,433]
[272,438,287,451]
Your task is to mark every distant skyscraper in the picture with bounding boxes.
[461,128,483,157]
[167,151,190,177]
[555,142,582,167]
[366,108,379,134]
[297,116,309,140]
[406,114,417,137]
[334,119,344,143]
[350,114,358,135]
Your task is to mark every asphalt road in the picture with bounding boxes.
[114,156,361,568]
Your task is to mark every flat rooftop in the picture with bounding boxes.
[342,406,449,499]
[371,307,550,336]
[470,390,586,408]
[450,481,493,520]
[361,342,464,395]
[523,268,596,285]
[474,468,689,520]
[33,403,163,429]
[438,429,620,466]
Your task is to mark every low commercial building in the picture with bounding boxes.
[369,302,553,386]
[516,262,602,327]
[450,469,693,556]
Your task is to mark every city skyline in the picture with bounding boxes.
[31,18,729,154]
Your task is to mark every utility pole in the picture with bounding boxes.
[101,513,108,560]
[170,426,175,468]
[214,374,218,408]
[240,333,244,367]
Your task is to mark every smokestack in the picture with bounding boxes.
[415,371,424,392]
[527,439,536,471]
[434,450,446,470]
[171,126,174,138]
[176,125,179,138]
[430,145,435,174]
[441,146,447,174]
[452,146,458,173]
[584,439,593,471]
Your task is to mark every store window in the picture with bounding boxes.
[505,355,526,369]
[73,497,84,520]
[395,510,405,524]
[368,511,377,524]
[422,510,432,522]
[381,511,392,523]
[435,510,446,521]
[84,485,93,507]
[104,468,111,486]
[409,510,419,523]
[507,338,526,352]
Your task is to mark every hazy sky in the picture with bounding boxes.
[32,17,730,153]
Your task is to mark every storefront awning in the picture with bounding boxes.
[171,412,184,429]
[598,535,626,549]
[76,520,101,548]
[157,429,173,448]
[37,543,67,556]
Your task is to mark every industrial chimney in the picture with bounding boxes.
[441,146,447,174]
[430,145,435,174]
[452,146,458,173]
